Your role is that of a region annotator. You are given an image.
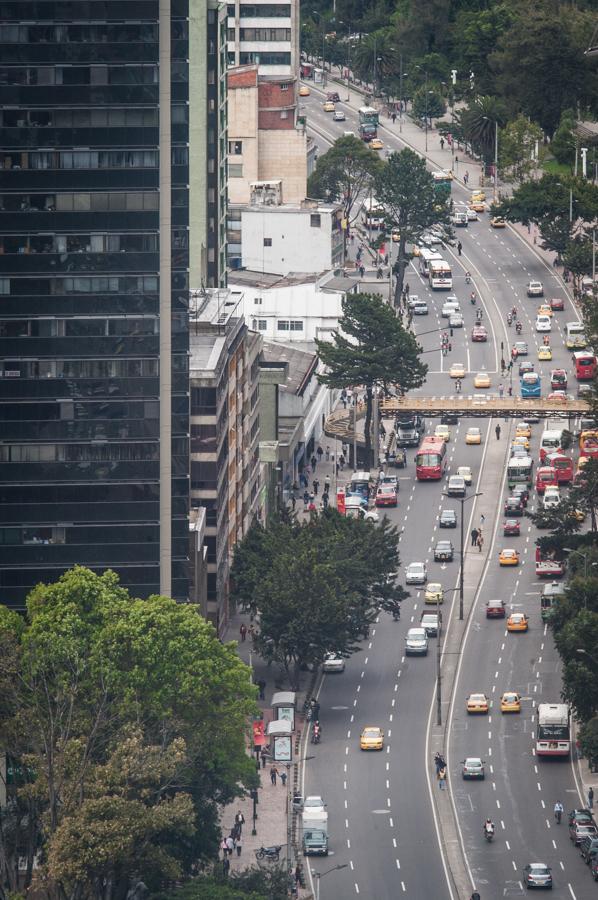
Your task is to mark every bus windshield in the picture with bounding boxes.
[566,322,587,348]
[428,260,453,290]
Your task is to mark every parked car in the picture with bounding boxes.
[569,821,598,845]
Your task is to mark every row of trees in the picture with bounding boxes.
[302,0,598,138]
[231,508,407,688]
[0,568,257,900]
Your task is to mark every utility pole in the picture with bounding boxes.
[436,590,442,725]
[399,53,403,133]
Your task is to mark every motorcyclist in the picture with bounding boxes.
[511,305,517,317]
[554,801,564,824]
[465,271,471,284]
[543,335,550,346]
[507,313,513,326]
[313,721,321,743]
[515,320,522,334]
[470,291,477,305]
[483,818,495,839]
[476,309,483,322]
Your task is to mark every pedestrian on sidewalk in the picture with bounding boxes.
[311,453,317,471]
[303,489,309,509]
[463,170,469,185]
[480,514,485,528]
[225,835,235,856]
[260,747,268,767]
[322,492,329,510]
[438,767,447,790]
[495,424,501,440]
[457,241,462,256]
[290,492,296,511]
[471,527,479,547]
[281,770,287,787]
[359,264,365,278]
[477,533,484,553]
[392,112,396,124]
[317,445,323,463]
[235,834,242,857]
[404,282,410,297]
[222,857,230,876]
[440,137,445,150]
[339,453,345,470]
[499,384,504,398]
[434,751,445,775]
[239,623,247,642]
[270,765,278,785]
[220,837,228,857]
[257,679,266,701]
[589,786,594,809]
[249,624,255,641]
[313,478,319,495]
[325,445,330,461]
[324,474,331,492]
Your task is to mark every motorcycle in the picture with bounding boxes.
[515,322,522,334]
[483,826,494,843]
[465,272,471,284]
[554,807,562,824]
[470,293,477,305]
[476,310,483,322]
[311,726,321,745]
[392,608,401,621]
[507,314,513,326]
[255,845,282,861]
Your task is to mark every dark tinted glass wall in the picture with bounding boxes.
[0,0,189,606]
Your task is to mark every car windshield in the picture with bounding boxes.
[363,728,379,737]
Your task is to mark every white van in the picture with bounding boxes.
[540,429,563,457]
[543,486,561,509]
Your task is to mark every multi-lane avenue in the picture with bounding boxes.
[301,82,593,899]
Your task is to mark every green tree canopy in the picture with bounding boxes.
[0,568,256,900]
[315,291,427,466]
[231,511,406,688]
[374,148,449,300]
[307,135,383,227]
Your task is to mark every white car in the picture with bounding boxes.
[456,465,473,485]
[333,109,346,121]
[543,486,561,509]
[527,280,544,297]
[442,302,460,317]
[405,627,428,655]
[303,795,326,814]
[466,208,479,221]
[536,315,551,332]
[412,300,429,315]
[447,475,466,496]
[322,653,345,673]
[449,313,464,328]
[406,562,427,584]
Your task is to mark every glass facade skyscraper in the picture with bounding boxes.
[0,1,190,606]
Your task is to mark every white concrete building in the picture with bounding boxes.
[229,270,358,342]
[226,0,299,77]
[237,200,345,275]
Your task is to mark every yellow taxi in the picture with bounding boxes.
[425,582,444,604]
[360,725,384,751]
[537,303,553,317]
[469,200,486,213]
[449,362,466,379]
[507,612,529,632]
[490,217,506,228]
[500,691,521,713]
[299,85,311,97]
[370,138,384,150]
[323,101,336,112]
[434,424,451,443]
[411,244,422,256]
[471,190,486,202]
[466,693,489,714]
[465,427,482,445]
[474,371,491,389]
[499,548,520,566]
[515,422,532,438]
[537,345,552,360]
[512,435,530,451]
[569,508,587,523]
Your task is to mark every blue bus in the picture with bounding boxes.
[521,372,541,398]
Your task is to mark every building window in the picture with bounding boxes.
[280,110,288,119]
[228,140,243,155]
[263,238,272,247]
[278,320,304,331]
[229,163,243,177]
[253,297,262,304]
[257,320,267,330]
[280,82,289,91]
[310,214,321,228]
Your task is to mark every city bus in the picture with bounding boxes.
[565,322,587,349]
[358,106,379,126]
[579,430,598,458]
[544,451,573,483]
[573,350,597,381]
[428,259,453,290]
[362,198,385,230]
[507,455,533,488]
[520,372,541,398]
[418,248,442,277]
[415,436,446,481]
[541,581,565,622]
[536,703,571,757]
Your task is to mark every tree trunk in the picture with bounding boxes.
[364,386,374,470]
[393,237,408,306]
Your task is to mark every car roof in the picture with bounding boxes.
[465,757,482,764]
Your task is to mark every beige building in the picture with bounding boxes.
[227,64,307,205]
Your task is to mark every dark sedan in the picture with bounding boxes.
[523,863,552,889]
[504,496,525,516]
[439,509,457,528]
[434,540,454,562]
[519,360,534,376]
[511,484,530,506]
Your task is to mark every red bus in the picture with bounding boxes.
[573,351,597,381]
[579,430,598,458]
[415,436,446,481]
[545,452,573,484]
[535,466,558,494]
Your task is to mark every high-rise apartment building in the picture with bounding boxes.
[0,1,195,606]
[226,0,299,77]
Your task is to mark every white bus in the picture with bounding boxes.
[362,198,385,230]
[536,703,570,757]
[428,259,453,290]
[565,321,587,349]
[418,247,443,277]
[507,455,533,488]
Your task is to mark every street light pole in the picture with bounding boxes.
[313,864,349,900]
[436,589,442,726]
[444,491,483,619]
[399,52,403,132]
[493,118,498,204]
[424,70,429,153]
